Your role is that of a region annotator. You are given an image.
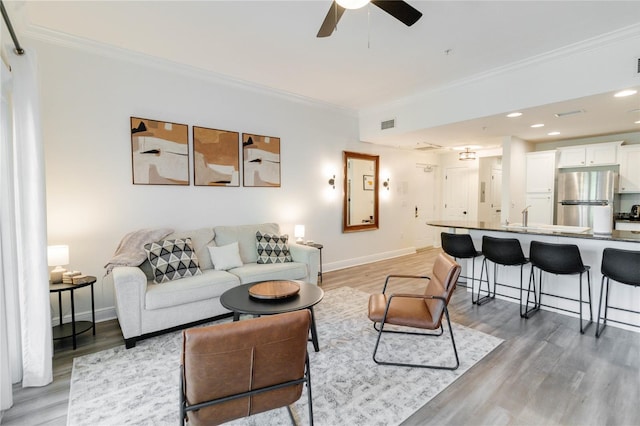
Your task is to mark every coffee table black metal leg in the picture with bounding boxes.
[233,312,240,322]
[309,307,319,352]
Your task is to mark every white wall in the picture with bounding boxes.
[32,37,440,324]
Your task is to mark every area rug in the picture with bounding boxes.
[68,287,503,425]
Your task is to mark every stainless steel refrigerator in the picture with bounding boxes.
[556,169,618,228]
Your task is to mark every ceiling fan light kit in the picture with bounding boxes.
[336,0,369,9]
[317,0,423,38]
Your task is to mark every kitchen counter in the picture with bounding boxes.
[426,220,640,243]
[427,219,639,333]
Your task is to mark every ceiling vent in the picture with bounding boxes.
[554,109,584,118]
[380,119,396,130]
[415,143,443,151]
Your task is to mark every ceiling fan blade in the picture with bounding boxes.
[371,0,423,26]
[317,1,346,38]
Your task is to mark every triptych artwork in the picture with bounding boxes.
[130,117,281,187]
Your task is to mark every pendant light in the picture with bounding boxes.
[459,148,477,161]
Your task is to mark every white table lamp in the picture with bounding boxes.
[294,225,305,244]
[48,245,69,284]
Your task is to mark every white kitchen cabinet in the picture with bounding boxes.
[525,193,554,225]
[557,141,621,168]
[558,147,586,167]
[526,151,556,193]
[618,145,640,193]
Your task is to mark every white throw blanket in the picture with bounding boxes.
[104,228,173,274]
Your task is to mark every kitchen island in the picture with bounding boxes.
[427,220,639,333]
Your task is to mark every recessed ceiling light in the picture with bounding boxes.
[506,112,522,118]
[635,120,640,124]
[548,131,561,136]
[530,123,545,128]
[614,89,638,98]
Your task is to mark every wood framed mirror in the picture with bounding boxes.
[343,151,379,233]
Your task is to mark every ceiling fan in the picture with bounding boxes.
[317,0,423,38]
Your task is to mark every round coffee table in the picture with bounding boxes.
[220,280,324,352]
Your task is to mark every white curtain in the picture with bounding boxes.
[0,48,52,412]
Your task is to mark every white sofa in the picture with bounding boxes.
[105,223,320,348]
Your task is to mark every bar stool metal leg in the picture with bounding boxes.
[522,266,541,318]
[595,276,611,338]
[475,257,493,305]
[579,271,594,334]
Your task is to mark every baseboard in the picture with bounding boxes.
[324,247,416,272]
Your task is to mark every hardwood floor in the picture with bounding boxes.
[3,247,639,425]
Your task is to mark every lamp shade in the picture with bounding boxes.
[47,245,69,267]
[294,225,305,239]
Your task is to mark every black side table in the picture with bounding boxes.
[305,242,323,284]
[49,277,96,349]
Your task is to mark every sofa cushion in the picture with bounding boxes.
[145,269,240,310]
[167,228,215,271]
[214,223,280,264]
[256,231,293,264]
[140,228,215,280]
[144,238,203,284]
[208,242,243,271]
[229,262,307,285]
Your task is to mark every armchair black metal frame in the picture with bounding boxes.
[595,248,640,338]
[180,357,313,425]
[372,291,459,370]
[524,241,593,334]
[368,257,461,370]
[441,232,488,303]
[478,236,530,311]
[180,311,313,426]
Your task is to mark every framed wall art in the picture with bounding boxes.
[242,133,281,187]
[130,117,189,185]
[363,174,375,191]
[193,126,240,186]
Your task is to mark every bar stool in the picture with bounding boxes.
[441,232,487,303]
[479,236,529,310]
[526,241,593,334]
[595,248,640,338]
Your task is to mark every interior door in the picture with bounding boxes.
[490,168,502,223]
[414,165,436,248]
[444,167,470,220]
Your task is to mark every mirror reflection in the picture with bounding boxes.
[343,151,379,232]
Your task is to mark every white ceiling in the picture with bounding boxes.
[18,0,640,149]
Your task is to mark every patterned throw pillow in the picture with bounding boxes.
[144,238,202,284]
[256,231,293,264]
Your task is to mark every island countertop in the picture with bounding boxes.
[426,220,640,244]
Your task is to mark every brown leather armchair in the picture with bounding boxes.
[180,310,313,425]
[368,252,461,370]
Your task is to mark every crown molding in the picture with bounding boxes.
[22,25,358,117]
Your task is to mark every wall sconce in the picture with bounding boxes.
[294,225,305,244]
[47,245,69,284]
[328,175,336,189]
[383,178,390,190]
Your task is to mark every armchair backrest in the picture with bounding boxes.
[181,310,311,426]
[423,253,461,326]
